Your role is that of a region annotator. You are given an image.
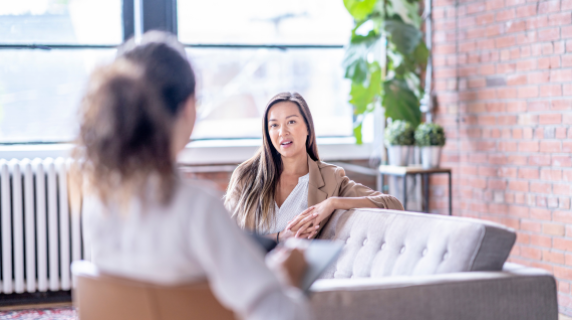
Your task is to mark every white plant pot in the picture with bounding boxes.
[420,146,442,169]
[387,145,411,166]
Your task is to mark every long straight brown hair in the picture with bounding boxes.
[225,92,320,232]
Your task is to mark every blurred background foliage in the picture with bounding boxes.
[343,0,428,144]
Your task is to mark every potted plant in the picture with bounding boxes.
[385,120,415,166]
[415,123,446,169]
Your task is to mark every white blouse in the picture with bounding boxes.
[262,173,309,235]
[83,177,309,320]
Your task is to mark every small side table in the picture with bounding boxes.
[378,166,452,216]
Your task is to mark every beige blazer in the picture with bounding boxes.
[225,155,404,232]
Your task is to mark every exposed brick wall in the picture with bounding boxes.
[432,0,572,315]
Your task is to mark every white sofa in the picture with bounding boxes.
[311,208,558,320]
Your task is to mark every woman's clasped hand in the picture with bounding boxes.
[285,197,337,240]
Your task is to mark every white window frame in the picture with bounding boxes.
[0,138,374,164]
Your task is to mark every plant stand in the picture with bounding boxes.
[378,165,452,215]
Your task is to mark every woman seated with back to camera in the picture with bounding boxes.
[224,92,403,241]
[75,32,310,320]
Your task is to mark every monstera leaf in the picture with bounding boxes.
[384,17,422,55]
[349,62,382,144]
[343,31,380,84]
[383,79,421,127]
[342,0,428,145]
[343,0,377,21]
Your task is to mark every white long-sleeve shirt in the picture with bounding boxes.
[83,177,310,320]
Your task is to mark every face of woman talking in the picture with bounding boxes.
[267,101,308,159]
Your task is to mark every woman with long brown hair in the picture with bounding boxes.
[225,92,403,242]
[74,32,310,320]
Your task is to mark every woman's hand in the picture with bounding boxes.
[286,198,337,239]
[266,247,308,289]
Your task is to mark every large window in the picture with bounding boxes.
[0,0,354,143]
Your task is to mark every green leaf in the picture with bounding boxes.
[384,18,422,55]
[349,62,382,113]
[343,0,378,21]
[412,40,429,67]
[344,58,369,83]
[343,31,380,83]
[388,0,422,28]
[383,78,421,127]
[353,123,363,145]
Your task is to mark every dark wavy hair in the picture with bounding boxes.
[72,31,195,205]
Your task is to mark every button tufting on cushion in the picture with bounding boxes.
[317,208,517,279]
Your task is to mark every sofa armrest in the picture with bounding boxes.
[309,264,557,320]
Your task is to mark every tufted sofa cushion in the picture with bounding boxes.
[317,208,516,279]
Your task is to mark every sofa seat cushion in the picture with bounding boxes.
[318,209,516,279]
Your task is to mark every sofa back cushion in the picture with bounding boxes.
[317,209,516,279]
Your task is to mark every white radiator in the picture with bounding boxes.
[0,157,85,294]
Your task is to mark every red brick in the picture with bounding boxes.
[509,180,529,192]
[531,181,551,193]
[543,250,564,264]
[499,167,517,178]
[553,155,572,167]
[564,0,572,10]
[528,101,550,112]
[538,56,561,69]
[488,179,507,190]
[530,208,552,220]
[531,234,553,248]
[564,170,572,182]
[507,101,527,112]
[554,211,572,224]
[550,12,572,26]
[543,223,566,236]
[563,26,572,39]
[551,69,572,82]
[554,184,572,195]
[551,100,572,110]
[539,114,563,124]
[516,59,536,71]
[538,0,561,14]
[521,220,542,233]
[518,86,539,98]
[540,141,562,153]
[516,4,537,18]
[496,35,516,48]
[527,154,551,166]
[564,141,572,152]
[521,246,542,260]
[540,85,563,97]
[539,27,561,41]
[527,71,550,84]
[527,16,548,30]
[519,141,539,152]
[554,266,572,279]
[518,168,539,179]
[541,169,562,181]
[554,238,572,251]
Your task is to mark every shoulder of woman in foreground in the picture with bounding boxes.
[179,177,226,206]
